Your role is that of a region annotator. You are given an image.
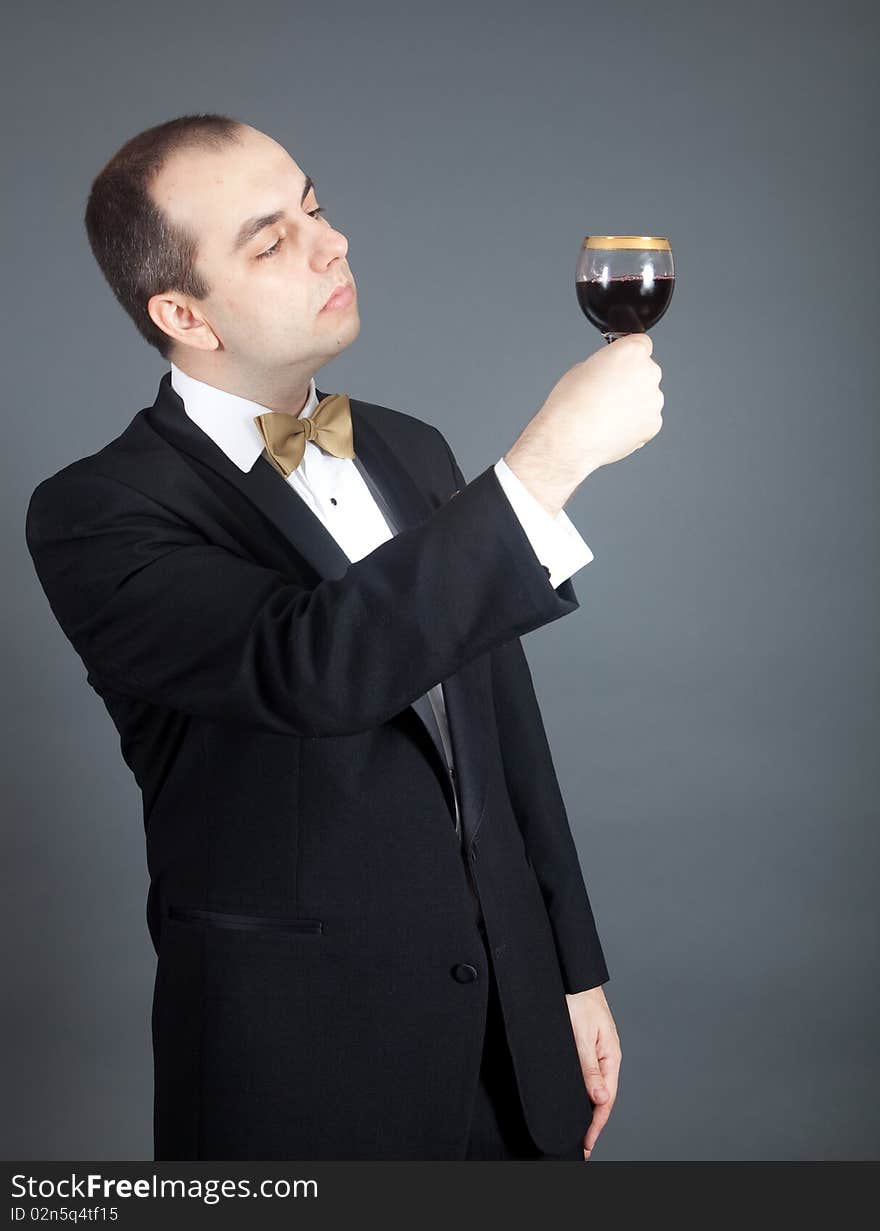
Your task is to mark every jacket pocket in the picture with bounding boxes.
[167,905,324,934]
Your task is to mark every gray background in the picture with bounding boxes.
[3,0,877,1160]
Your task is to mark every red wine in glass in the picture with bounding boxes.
[576,236,674,343]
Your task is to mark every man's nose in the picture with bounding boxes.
[317,221,348,264]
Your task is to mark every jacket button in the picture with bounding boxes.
[451,963,479,983]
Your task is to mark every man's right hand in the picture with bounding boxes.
[502,333,665,516]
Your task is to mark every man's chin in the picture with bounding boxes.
[317,307,361,350]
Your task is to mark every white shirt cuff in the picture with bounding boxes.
[493,457,594,588]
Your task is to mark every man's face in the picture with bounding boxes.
[148,125,359,376]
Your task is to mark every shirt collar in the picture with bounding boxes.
[169,362,319,473]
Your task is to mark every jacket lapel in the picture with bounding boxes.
[144,372,489,851]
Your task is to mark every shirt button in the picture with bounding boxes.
[451,963,479,983]
[330,497,337,505]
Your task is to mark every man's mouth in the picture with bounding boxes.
[320,281,355,313]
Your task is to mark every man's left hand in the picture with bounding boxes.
[565,985,621,1159]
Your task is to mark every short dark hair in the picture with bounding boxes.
[84,113,247,361]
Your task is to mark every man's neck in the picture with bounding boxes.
[170,357,314,416]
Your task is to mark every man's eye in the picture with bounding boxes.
[256,207,327,260]
[257,238,283,260]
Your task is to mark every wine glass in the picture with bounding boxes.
[576,236,674,344]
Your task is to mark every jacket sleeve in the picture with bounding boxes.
[489,634,610,993]
[437,440,611,993]
[24,456,580,739]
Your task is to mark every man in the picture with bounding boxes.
[25,114,663,1160]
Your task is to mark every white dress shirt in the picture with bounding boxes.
[169,363,595,835]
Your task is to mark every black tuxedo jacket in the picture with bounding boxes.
[24,371,610,1160]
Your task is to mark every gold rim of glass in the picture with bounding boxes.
[582,236,671,251]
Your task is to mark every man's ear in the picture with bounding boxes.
[147,292,220,353]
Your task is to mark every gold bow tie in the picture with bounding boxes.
[254,393,355,477]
